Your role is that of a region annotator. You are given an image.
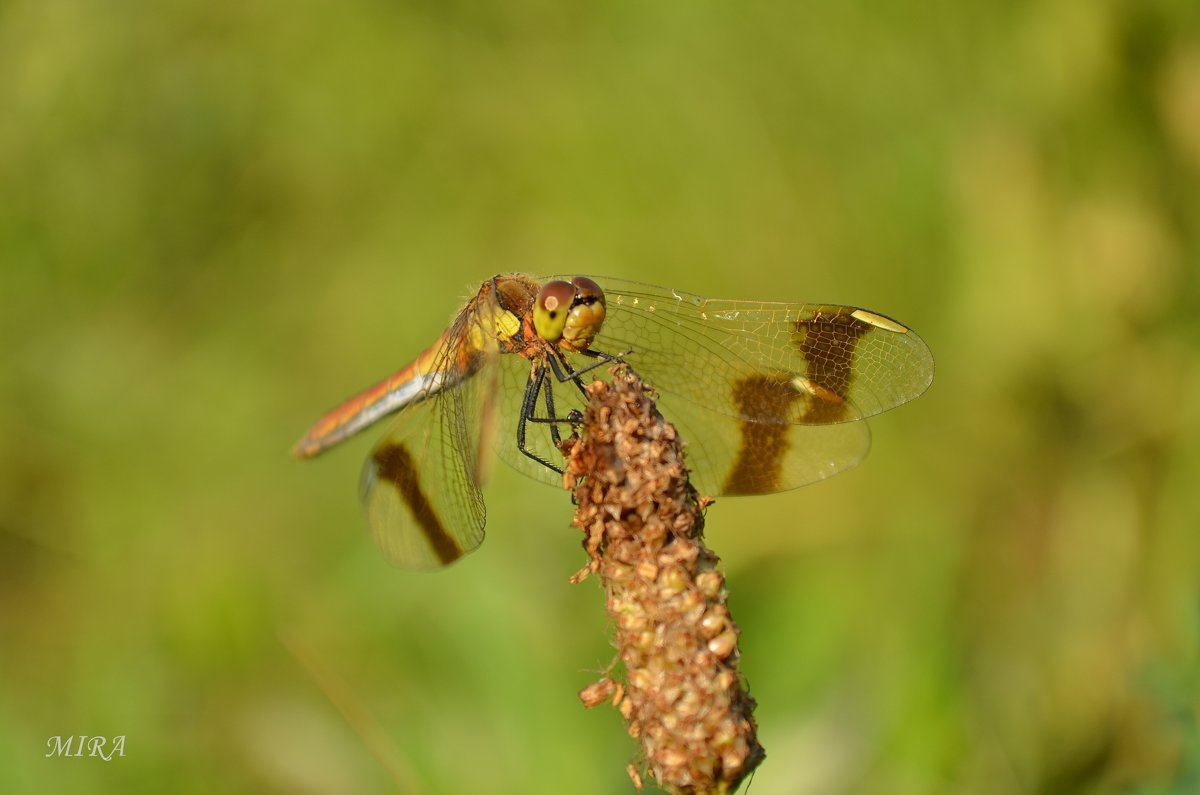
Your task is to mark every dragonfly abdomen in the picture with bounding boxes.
[291,339,459,459]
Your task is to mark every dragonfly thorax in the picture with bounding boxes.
[533,276,607,353]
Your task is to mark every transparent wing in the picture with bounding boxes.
[503,276,936,495]
[359,329,498,569]
[578,277,934,425]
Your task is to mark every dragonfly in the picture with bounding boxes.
[293,274,934,569]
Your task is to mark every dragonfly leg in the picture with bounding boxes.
[547,348,623,399]
[548,348,641,399]
[531,373,586,442]
[516,361,568,475]
[518,349,633,475]
[543,368,563,446]
[582,348,645,382]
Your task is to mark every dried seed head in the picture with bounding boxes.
[627,763,644,791]
[579,678,618,709]
[562,367,764,794]
[707,630,738,660]
[696,570,724,599]
[699,609,727,639]
[637,561,660,581]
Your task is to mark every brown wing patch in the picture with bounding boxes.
[371,443,463,565]
[792,310,871,423]
[722,312,874,494]
[722,376,802,495]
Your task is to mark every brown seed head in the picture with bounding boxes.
[562,367,765,794]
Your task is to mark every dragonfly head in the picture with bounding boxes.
[534,277,607,352]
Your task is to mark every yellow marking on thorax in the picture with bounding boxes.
[851,309,908,334]
[467,304,522,353]
[495,309,521,339]
[466,321,486,353]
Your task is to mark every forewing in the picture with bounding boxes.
[583,277,934,425]
[360,334,496,569]
[533,276,931,495]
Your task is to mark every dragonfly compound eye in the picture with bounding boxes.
[534,280,576,342]
[561,277,607,352]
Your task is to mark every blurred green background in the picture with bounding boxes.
[2,1,1199,793]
